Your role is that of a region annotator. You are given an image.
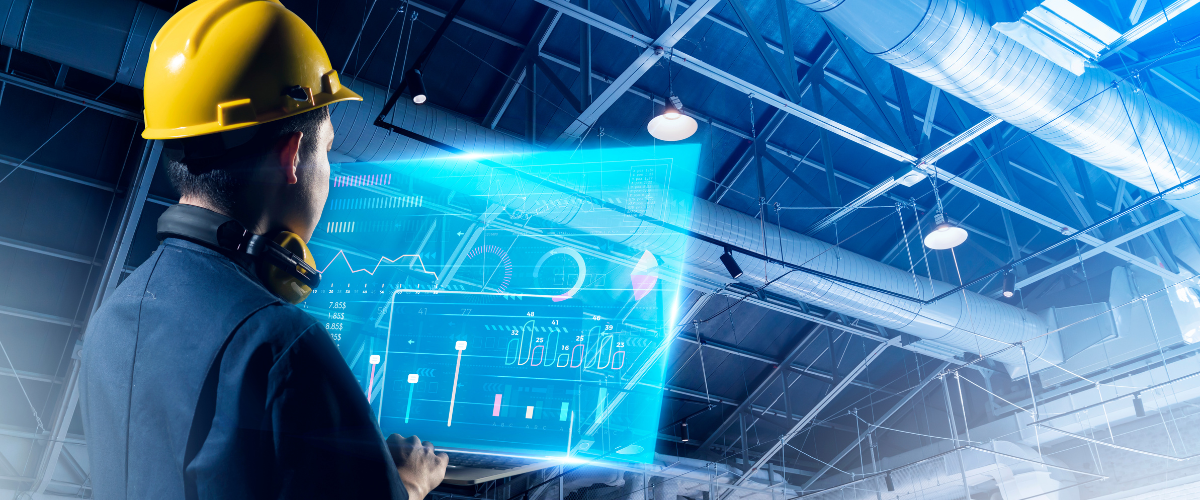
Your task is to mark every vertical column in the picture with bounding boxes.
[31,139,163,495]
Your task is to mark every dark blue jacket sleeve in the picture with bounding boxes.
[268,320,406,499]
[187,305,406,499]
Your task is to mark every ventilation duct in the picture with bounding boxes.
[0,0,166,88]
[3,0,1060,373]
[333,80,1060,373]
[798,0,1200,218]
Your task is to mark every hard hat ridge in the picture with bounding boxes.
[142,0,361,140]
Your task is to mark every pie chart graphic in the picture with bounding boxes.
[631,251,659,301]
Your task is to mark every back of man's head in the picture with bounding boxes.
[165,106,330,214]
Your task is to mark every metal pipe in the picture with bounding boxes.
[801,0,1200,219]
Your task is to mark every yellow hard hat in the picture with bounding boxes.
[142,0,361,140]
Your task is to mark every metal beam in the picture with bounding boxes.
[1034,140,1094,227]
[800,361,948,489]
[822,22,915,153]
[29,140,162,495]
[0,151,119,193]
[542,0,918,162]
[1014,211,1185,292]
[706,44,835,203]
[1114,185,1180,273]
[816,79,897,151]
[891,66,919,147]
[534,57,582,113]
[919,87,940,153]
[400,5,959,215]
[662,384,856,435]
[579,0,593,108]
[526,59,537,143]
[1151,68,1200,105]
[0,71,140,122]
[805,116,1001,235]
[730,337,899,490]
[0,234,102,267]
[812,81,841,206]
[0,304,82,328]
[926,164,1190,282]
[405,3,1061,280]
[944,96,1019,202]
[407,0,521,47]
[608,0,652,36]
[0,367,62,384]
[671,0,946,142]
[763,151,829,206]
[481,10,560,129]
[775,0,799,97]
[673,332,897,394]
[727,0,799,100]
[1119,44,1200,72]
[708,109,786,203]
[544,0,722,147]
[692,319,828,457]
[1100,0,1200,60]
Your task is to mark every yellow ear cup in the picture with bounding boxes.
[263,231,317,304]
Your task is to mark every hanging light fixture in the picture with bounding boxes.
[720,249,743,279]
[1133,393,1146,417]
[924,211,969,250]
[408,68,428,105]
[647,50,697,141]
[648,95,698,141]
[1002,271,1016,298]
[681,421,690,442]
[884,472,895,492]
[923,173,968,250]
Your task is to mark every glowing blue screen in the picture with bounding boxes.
[302,144,699,463]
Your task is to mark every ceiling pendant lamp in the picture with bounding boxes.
[922,174,968,250]
[1002,271,1016,298]
[648,95,698,141]
[409,69,428,105]
[923,211,969,250]
[647,50,697,142]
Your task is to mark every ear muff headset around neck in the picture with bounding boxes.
[157,204,322,304]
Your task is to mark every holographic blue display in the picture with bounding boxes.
[302,144,699,463]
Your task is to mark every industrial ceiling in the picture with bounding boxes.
[1,0,1200,498]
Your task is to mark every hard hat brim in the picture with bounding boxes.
[142,86,362,140]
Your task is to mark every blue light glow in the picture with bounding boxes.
[304,145,699,463]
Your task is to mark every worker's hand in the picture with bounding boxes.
[388,434,448,500]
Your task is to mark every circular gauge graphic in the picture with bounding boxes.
[463,245,513,293]
[533,247,587,302]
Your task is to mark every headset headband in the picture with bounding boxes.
[157,204,321,290]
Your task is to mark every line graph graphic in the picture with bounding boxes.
[320,250,439,281]
[321,248,569,299]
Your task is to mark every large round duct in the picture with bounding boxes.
[798,0,1200,218]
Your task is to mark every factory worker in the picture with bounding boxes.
[79,1,447,498]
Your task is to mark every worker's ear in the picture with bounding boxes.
[277,131,304,185]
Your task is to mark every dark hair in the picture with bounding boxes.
[165,106,330,212]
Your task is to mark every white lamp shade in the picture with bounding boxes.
[647,113,698,141]
[923,223,968,250]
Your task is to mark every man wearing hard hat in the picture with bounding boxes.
[78,1,447,498]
